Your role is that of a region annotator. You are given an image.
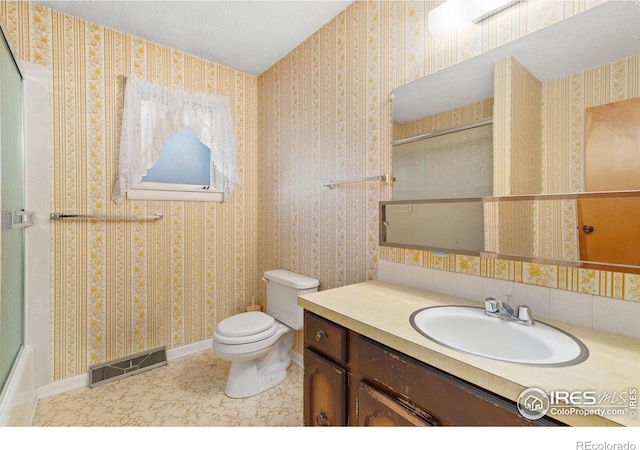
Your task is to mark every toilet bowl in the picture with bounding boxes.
[213,311,293,398]
[212,270,319,398]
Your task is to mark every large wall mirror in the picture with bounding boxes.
[382,1,640,273]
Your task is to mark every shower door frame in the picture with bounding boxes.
[0,19,51,424]
[0,18,26,398]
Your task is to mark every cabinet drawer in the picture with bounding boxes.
[358,336,561,426]
[304,311,347,364]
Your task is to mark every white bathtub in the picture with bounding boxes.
[0,346,37,426]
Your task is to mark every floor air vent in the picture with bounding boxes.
[89,346,167,388]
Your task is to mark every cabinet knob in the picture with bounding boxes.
[315,330,328,343]
[316,409,330,426]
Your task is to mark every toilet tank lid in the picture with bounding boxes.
[263,269,319,289]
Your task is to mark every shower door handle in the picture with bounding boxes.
[2,210,34,229]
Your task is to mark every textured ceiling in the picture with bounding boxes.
[33,0,354,76]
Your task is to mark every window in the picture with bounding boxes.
[112,77,239,203]
[127,127,223,202]
[142,128,210,185]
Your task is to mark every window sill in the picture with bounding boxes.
[127,182,225,202]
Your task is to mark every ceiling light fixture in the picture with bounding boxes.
[427,0,523,35]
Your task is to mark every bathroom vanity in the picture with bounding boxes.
[304,311,561,426]
[298,280,640,427]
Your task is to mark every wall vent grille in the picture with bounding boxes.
[89,346,167,388]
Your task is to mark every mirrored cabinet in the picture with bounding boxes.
[382,1,640,273]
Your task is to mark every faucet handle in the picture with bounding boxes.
[517,305,534,324]
[484,297,499,313]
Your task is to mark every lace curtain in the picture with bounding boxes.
[111,77,239,203]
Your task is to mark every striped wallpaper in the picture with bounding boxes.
[2,0,639,380]
[1,1,258,380]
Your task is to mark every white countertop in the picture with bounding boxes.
[298,279,640,427]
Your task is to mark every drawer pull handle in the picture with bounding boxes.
[315,330,328,343]
[316,409,330,426]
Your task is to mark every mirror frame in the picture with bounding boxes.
[380,197,485,256]
[381,190,640,274]
[387,2,640,274]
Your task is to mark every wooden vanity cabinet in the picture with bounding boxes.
[303,310,564,427]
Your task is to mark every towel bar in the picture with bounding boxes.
[323,174,391,189]
[50,213,163,221]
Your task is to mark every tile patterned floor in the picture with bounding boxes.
[32,349,303,427]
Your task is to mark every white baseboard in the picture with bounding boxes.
[290,349,303,368]
[35,372,88,400]
[37,340,215,400]
[0,346,37,426]
[166,339,212,361]
[34,339,303,406]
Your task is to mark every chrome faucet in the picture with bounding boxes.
[484,297,535,325]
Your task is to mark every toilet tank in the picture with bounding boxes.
[263,269,319,330]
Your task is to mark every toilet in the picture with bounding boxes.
[212,269,319,398]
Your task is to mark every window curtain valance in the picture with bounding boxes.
[111,77,240,203]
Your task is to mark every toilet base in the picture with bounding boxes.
[224,359,289,398]
[222,331,294,398]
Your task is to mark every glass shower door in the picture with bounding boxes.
[0,26,25,395]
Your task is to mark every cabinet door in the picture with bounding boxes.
[304,348,347,426]
[358,382,434,426]
[577,197,640,266]
[585,97,640,192]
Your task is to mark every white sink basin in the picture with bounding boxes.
[410,306,588,366]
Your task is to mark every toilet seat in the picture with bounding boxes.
[214,311,278,345]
